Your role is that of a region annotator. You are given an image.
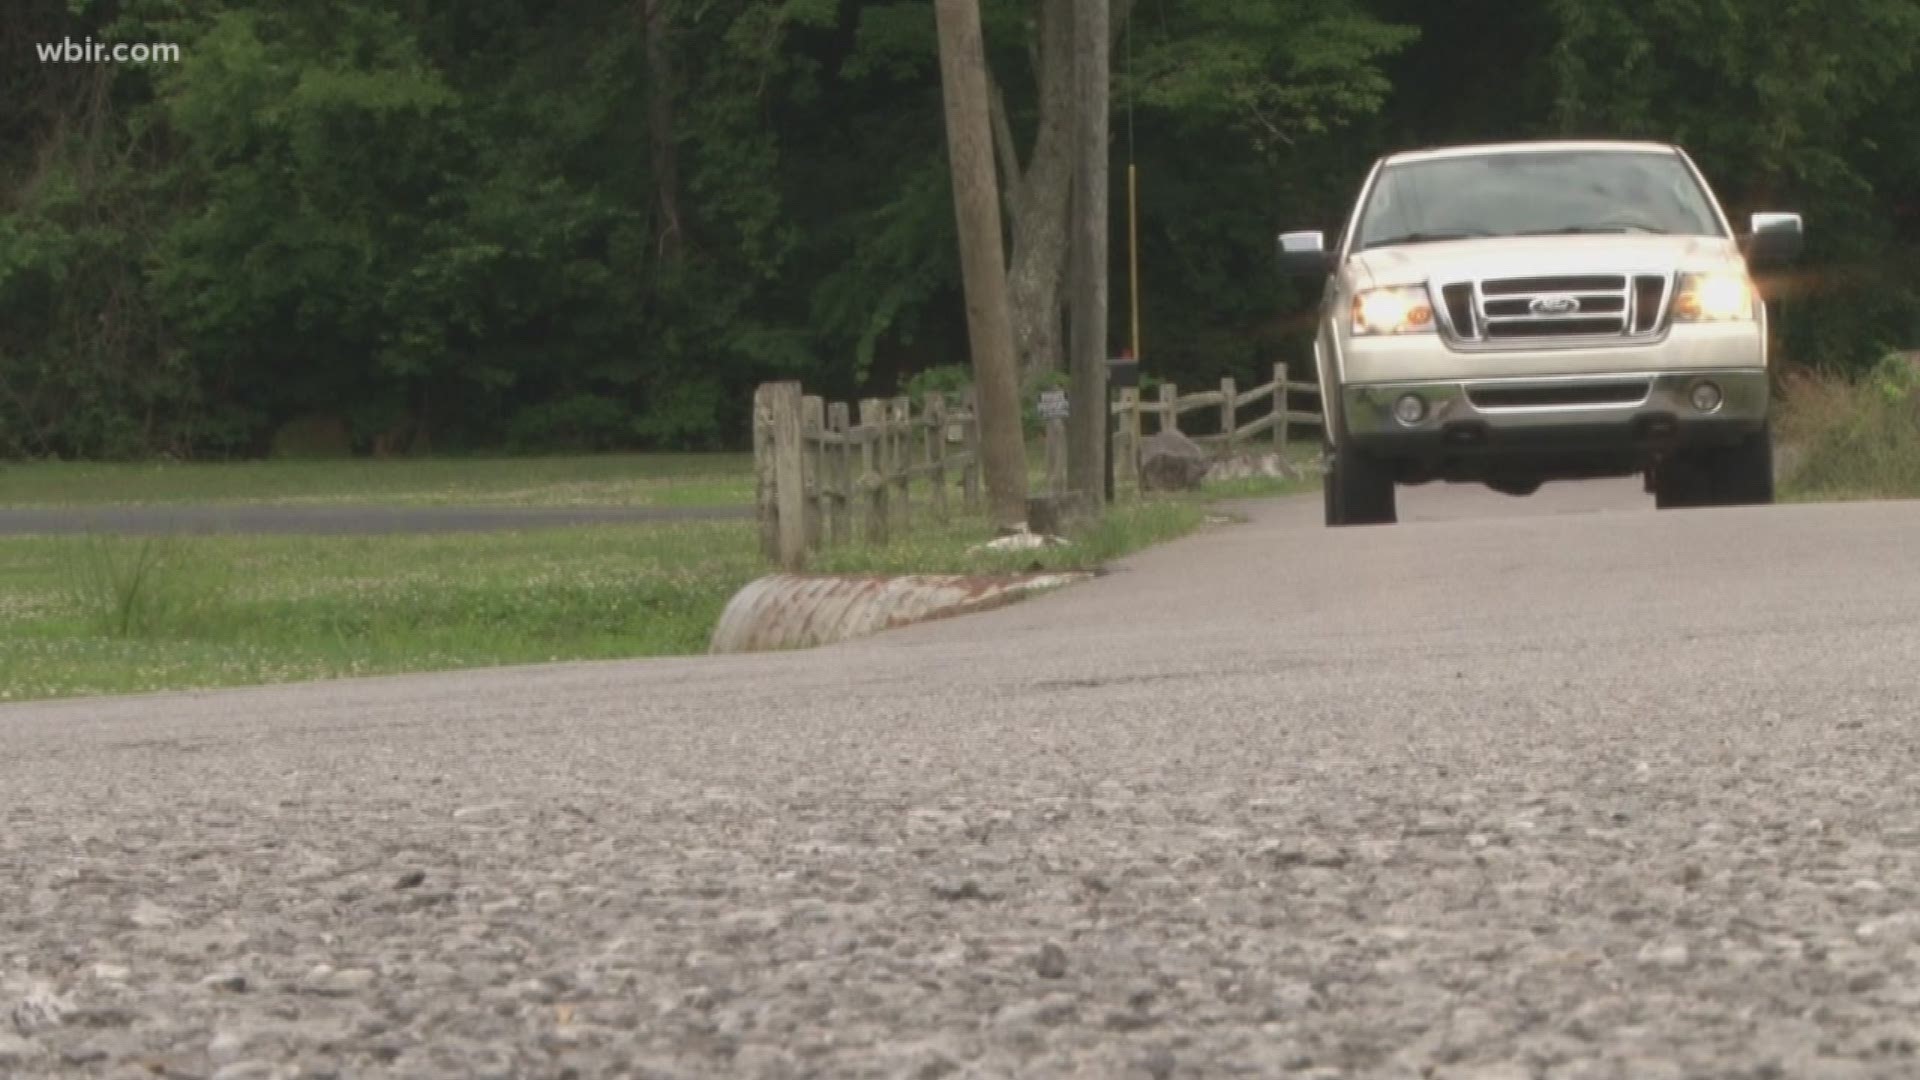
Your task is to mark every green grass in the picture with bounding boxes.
[0,523,766,701]
[0,457,1319,703]
[0,452,754,509]
[1775,361,1920,503]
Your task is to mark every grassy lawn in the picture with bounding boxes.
[0,469,1316,703]
[0,453,755,509]
[0,524,764,701]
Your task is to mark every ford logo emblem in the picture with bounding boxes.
[1530,295,1580,316]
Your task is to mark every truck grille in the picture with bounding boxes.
[1437,273,1673,344]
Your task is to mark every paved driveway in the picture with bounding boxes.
[7,479,1920,1078]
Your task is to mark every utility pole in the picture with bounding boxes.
[1067,0,1111,503]
[933,0,1030,533]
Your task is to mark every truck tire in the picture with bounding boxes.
[1325,440,1397,526]
[1654,424,1773,509]
[1704,423,1774,506]
[1652,456,1710,509]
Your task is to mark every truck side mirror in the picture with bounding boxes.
[1742,212,1803,269]
[1277,231,1333,276]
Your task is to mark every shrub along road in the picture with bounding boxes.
[6,481,1920,1078]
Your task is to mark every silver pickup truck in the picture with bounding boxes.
[1279,140,1804,527]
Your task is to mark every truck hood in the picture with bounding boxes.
[1348,234,1744,289]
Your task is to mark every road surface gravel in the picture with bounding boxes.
[7,479,1920,1079]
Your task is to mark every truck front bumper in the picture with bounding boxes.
[1343,369,1768,459]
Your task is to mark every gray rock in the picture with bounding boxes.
[203,971,251,993]
[1257,837,1348,868]
[129,899,180,929]
[299,966,376,997]
[994,993,1078,1029]
[929,879,997,902]
[1139,430,1211,492]
[1635,940,1691,968]
[208,1027,255,1061]
[8,981,67,1033]
[452,802,517,820]
[1033,942,1069,979]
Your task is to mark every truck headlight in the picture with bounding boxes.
[1673,271,1756,322]
[1351,286,1435,336]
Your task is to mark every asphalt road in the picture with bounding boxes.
[0,503,752,536]
[8,479,1920,1079]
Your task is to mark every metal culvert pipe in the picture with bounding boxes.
[708,573,1089,654]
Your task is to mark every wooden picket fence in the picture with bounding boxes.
[753,381,981,569]
[753,363,1322,568]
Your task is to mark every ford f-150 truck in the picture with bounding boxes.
[1278,140,1804,527]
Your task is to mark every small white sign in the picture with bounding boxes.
[1037,389,1070,420]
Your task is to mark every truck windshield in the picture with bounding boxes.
[1355,150,1725,251]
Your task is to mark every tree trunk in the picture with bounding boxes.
[988,0,1134,382]
[994,0,1075,381]
[1067,0,1110,501]
[1005,196,1069,381]
[934,0,1031,533]
[642,0,684,263]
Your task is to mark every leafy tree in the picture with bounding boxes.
[3,0,1918,459]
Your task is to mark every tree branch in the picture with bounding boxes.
[987,71,1025,218]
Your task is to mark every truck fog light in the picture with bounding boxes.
[1393,393,1428,425]
[1689,381,1723,413]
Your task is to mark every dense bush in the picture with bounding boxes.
[4,0,1919,459]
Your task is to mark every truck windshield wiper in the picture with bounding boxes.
[1360,230,1492,250]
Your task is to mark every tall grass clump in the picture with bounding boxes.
[58,534,233,638]
[1775,354,1920,501]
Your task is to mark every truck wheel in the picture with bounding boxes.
[1325,441,1397,527]
[1652,456,1709,509]
[1704,423,1774,506]
[1655,424,1774,509]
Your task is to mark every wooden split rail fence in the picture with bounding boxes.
[1108,362,1324,490]
[756,363,1324,568]
[753,381,981,569]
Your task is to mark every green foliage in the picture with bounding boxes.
[1129,1,1418,159]
[1777,357,1920,501]
[1540,0,1920,370]
[506,394,633,452]
[6,0,1920,460]
[1868,351,1920,406]
[902,364,973,408]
